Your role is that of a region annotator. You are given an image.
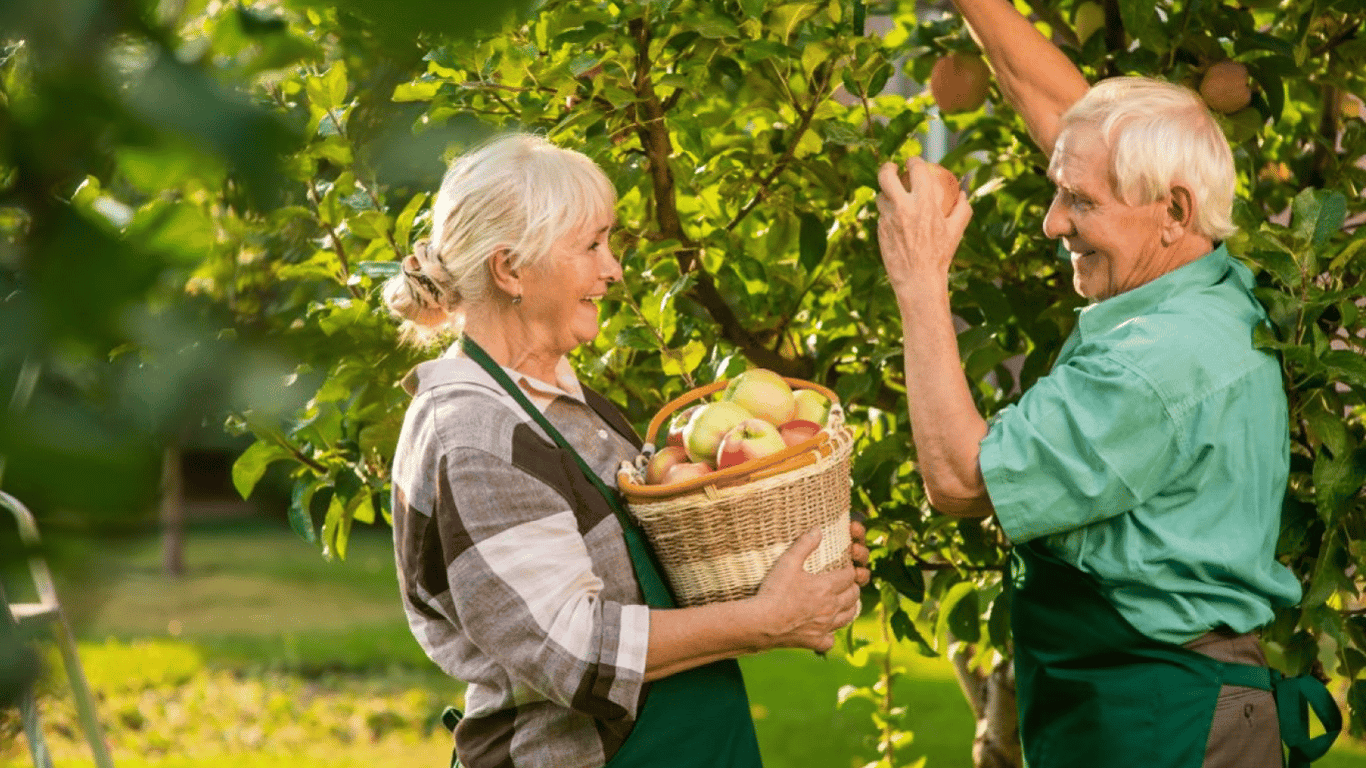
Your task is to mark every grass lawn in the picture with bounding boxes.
[4,517,1364,767]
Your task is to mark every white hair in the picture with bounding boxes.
[383,133,616,337]
[1056,76,1238,241]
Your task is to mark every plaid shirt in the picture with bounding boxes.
[391,349,652,768]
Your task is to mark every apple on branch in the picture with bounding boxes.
[645,445,689,484]
[716,419,788,470]
[682,401,752,465]
[722,368,796,426]
[929,52,990,115]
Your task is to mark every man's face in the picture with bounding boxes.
[1043,127,1171,302]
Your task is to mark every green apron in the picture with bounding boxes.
[443,336,762,768]
[1011,540,1340,768]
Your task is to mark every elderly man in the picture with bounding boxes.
[874,1,1339,767]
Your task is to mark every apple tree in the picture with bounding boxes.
[4,0,1365,765]
[217,0,1366,764]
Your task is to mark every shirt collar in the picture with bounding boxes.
[1073,242,1244,340]
[400,342,585,408]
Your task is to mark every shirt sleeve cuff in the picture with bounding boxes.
[979,423,1033,545]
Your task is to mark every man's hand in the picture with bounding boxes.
[875,158,973,299]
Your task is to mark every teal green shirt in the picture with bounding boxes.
[979,244,1302,644]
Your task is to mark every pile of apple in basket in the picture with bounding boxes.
[617,369,856,608]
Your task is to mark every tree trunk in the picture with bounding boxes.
[950,644,1023,768]
[160,445,185,577]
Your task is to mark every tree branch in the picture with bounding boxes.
[628,17,813,378]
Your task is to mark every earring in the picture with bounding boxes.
[512,294,522,305]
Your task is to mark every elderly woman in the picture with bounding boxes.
[383,133,868,768]
[872,1,1339,767]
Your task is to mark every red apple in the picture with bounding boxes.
[662,462,714,484]
[715,418,788,470]
[778,419,823,447]
[929,53,990,114]
[897,161,960,217]
[791,389,831,427]
[682,401,752,465]
[722,368,796,426]
[665,405,701,448]
[645,445,690,484]
[1199,61,1252,114]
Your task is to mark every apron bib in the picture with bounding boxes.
[445,336,763,768]
[1011,541,1339,768]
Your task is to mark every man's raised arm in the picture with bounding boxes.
[950,0,1090,157]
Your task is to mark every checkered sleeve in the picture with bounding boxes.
[426,424,650,721]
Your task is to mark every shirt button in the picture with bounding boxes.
[597,429,609,440]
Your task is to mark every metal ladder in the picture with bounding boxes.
[2,492,116,768]
[2,358,115,767]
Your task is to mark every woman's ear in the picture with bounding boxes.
[1162,185,1196,244]
[487,249,520,297]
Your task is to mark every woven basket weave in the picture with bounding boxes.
[617,378,855,607]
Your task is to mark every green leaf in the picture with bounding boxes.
[354,261,401,281]
[1322,350,1366,390]
[798,212,827,272]
[1312,448,1366,524]
[889,608,937,657]
[231,439,292,499]
[395,191,429,247]
[661,340,706,378]
[874,552,925,603]
[935,580,979,644]
[946,583,981,642]
[289,481,321,544]
[347,209,391,240]
[325,61,349,107]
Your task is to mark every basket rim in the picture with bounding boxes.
[643,376,840,445]
[618,416,852,501]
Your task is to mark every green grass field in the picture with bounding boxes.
[4,518,1364,767]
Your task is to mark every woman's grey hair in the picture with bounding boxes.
[1055,76,1238,241]
[383,133,617,339]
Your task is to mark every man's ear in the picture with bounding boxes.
[1162,185,1196,244]
[487,249,519,297]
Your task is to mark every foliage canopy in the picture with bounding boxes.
[2,0,1365,759]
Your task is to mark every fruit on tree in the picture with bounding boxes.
[1074,1,1104,44]
[1199,61,1252,114]
[929,53,990,114]
[662,462,714,484]
[792,389,831,426]
[682,401,752,465]
[778,419,823,447]
[722,368,796,426]
[716,419,788,470]
[897,162,961,216]
[645,445,689,484]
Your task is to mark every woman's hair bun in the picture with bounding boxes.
[383,239,455,329]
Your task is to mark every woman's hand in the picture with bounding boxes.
[750,526,865,654]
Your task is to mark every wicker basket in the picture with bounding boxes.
[616,378,855,607]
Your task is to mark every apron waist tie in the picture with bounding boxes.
[1214,663,1342,768]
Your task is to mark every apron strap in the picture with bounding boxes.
[1271,670,1343,768]
[1214,662,1342,767]
[458,335,676,609]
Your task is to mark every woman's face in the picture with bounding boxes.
[518,210,622,358]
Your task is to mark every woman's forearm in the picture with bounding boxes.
[950,0,1090,156]
[644,602,768,682]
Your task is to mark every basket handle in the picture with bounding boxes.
[644,376,841,446]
